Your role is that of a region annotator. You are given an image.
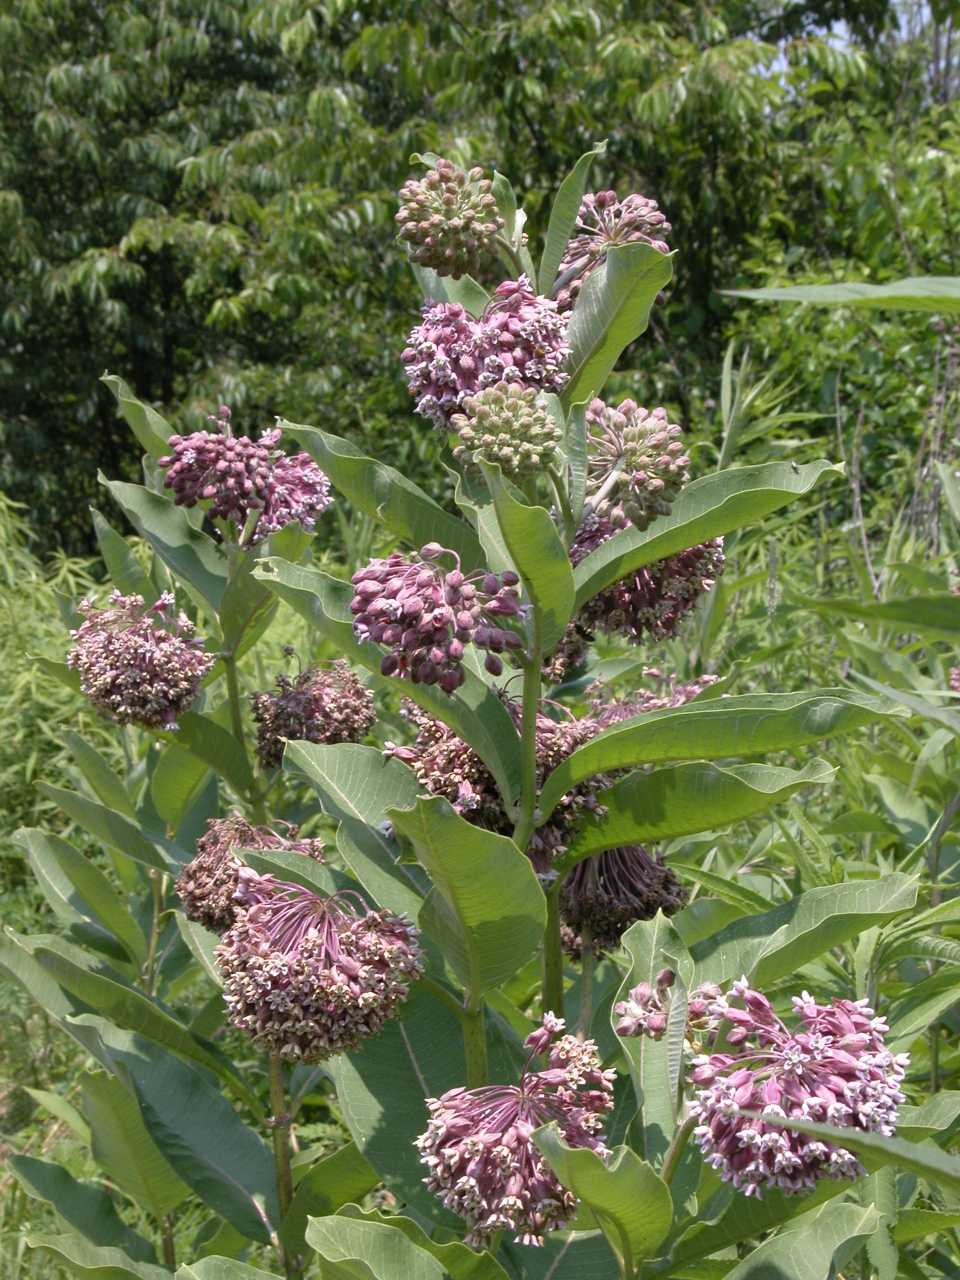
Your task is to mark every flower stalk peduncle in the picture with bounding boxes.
[463,997,489,1088]
[268,1051,300,1279]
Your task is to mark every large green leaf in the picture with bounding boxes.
[176,1262,280,1280]
[726,276,960,313]
[893,1209,960,1244]
[81,1070,191,1217]
[173,711,254,800]
[26,1233,170,1280]
[769,1114,960,1193]
[534,1128,672,1271]
[8,1156,155,1262]
[485,468,575,654]
[39,783,169,871]
[897,1092,960,1141]
[90,508,155,600]
[64,731,137,819]
[722,1201,879,1280]
[102,478,227,613]
[217,546,280,657]
[573,461,841,607]
[305,1215,450,1280]
[411,262,490,317]
[538,141,606,296]
[14,829,146,962]
[689,874,918,986]
[102,374,173,457]
[285,422,485,570]
[336,1206,509,1280]
[795,592,960,640]
[389,796,546,997]
[562,241,673,407]
[538,690,892,821]
[255,558,522,803]
[280,1144,380,1253]
[150,742,212,831]
[562,760,832,864]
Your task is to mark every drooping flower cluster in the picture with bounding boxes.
[396,158,503,279]
[555,189,672,309]
[67,591,214,731]
[451,383,562,477]
[614,969,676,1040]
[158,406,331,544]
[571,516,724,645]
[560,846,687,957]
[402,276,569,427]
[688,980,909,1198]
[351,544,524,691]
[175,815,325,934]
[591,670,720,727]
[251,660,376,769]
[216,872,422,1061]
[416,1016,615,1247]
[586,398,690,531]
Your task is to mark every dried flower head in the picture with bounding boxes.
[351,544,524,692]
[560,846,687,957]
[216,873,422,1061]
[475,275,570,398]
[67,590,213,731]
[158,406,331,544]
[451,383,562,477]
[175,815,325,934]
[251,660,376,769]
[555,190,671,310]
[689,979,909,1198]
[586,398,689,531]
[416,1016,615,1247]
[397,158,503,279]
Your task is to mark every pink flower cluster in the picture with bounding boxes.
[586,398,690,531]
[67,590,214,731]
[614,969,676,1040]
[215,871,422,1062]
[416,1015,615,1247]
[555,189,672,309]
[401,275,570,426]
[688,980,909,1198]
[175,815,325,934]
[158,406,331,544]
[351,544,524,691]
[590,670,719,727]
[251,659,376,769]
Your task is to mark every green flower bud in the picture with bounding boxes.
[396,158,503,280]
[450,382,562,476]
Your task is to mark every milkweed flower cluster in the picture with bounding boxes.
[396,158,503,279]
[555,189,672,309]
[215,872,422,1062]
[451,382,562,477]
[251,660,376,769]
[175,815,325,934]
[586,398,690,531]
[67,591,214,731]
[351,544,524,690]
[560,846,687,957]
[614,969,677,1040]
[402,276,570,427]
[688,980,909,1198]
[591,670,720,726]
[416,1016,615,1247]
[158,406,331,544]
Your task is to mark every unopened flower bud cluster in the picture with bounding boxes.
[586,398,690,531]
[396,159,503,280]
[451,382,562,477]
[251,660,376,769]
[561,846,687,957]
[555,189,671,310]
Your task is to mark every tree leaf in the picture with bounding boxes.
[725,276,960,313]
[335,1205,509,1280]
[721,1201,879,1280]
[690,874,918,986]
[8,1155,156,1262]
[286,422,485,570]
[255,558,522,804]
[485,467,575,654]
[101,374,173,457]
[573,461,841,608]
[280,1144,380,1253]
[562,241,673,407]
[794,592,960,640]
[39,784,169,871]
[538,140,607,296]
[561,759,832,865]
[538,690,893,821]
[388,796,546,997]
[81,1069,191,1217]
[26,1233,170,1280]
[533,1128,673,1271]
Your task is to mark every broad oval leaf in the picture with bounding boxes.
[102,373,172,457]
[336,1205,509,1280]
[39,784,169,872]
[722,1201,880,1280]
[90,508,155,601]
[26,1232,171,1280]
[538,140,607,296]
[176,1261,280,1280]
[305,1214,449,1280]
[280,1145,380,1254]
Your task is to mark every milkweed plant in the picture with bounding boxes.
[4,143,949,1280]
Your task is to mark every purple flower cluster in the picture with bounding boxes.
[175,815,325,934]
[586,398,690,531]
[555,190,672,310]
[560,846,687,957]
[688,979,909,1198]
[67,590,213,731]
[416,1015,615,1247]
[396,158,503,279]
[591,670,719,727]
[251,660,376,769]
[215,872,422,1061]
[951,667,960,694]
[351,544,524,691]
[401,275,570,427]
[614,969,677,1040]
[158,406,331,545]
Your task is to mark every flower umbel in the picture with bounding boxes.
[688,979,909,1198]
[555,190,671,310]
[560,846,688,957]
[67,590,214,731]
[216,873,423,1061]
[614,969,676,1041]
[251,660,376,769]
[451,382,562,477]
[586,398,689,531]
[475,275,570,397]
[416,1016,615,1247]
[396,158,503,279]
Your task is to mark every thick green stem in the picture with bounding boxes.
[141,870,165,996]
[495,234,525,277]
[268,1052,299,1279]
[511,646,542,852]
[661,1115,696,1187]
[160,1215,176,1269]
[224,652,267,823]
[547,465,576,546]
[463,999,489,1088]
[577,926,594,1036]
[542,882,564,1017]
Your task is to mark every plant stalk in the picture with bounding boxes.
[660,1114,696,1187]
[512,643,542,853]
[463,998,489,1088]
[268,1052,299,1278]
[141,870,166,996]
[495,234,525,277]
[160,1215,176,1269]
[542,881,564,1017]
[577,925,594,1036]
[224,651,268,823]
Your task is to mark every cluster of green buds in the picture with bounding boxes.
[586,397,690,530]
[450,382,562,477]
[396,158,503,280]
